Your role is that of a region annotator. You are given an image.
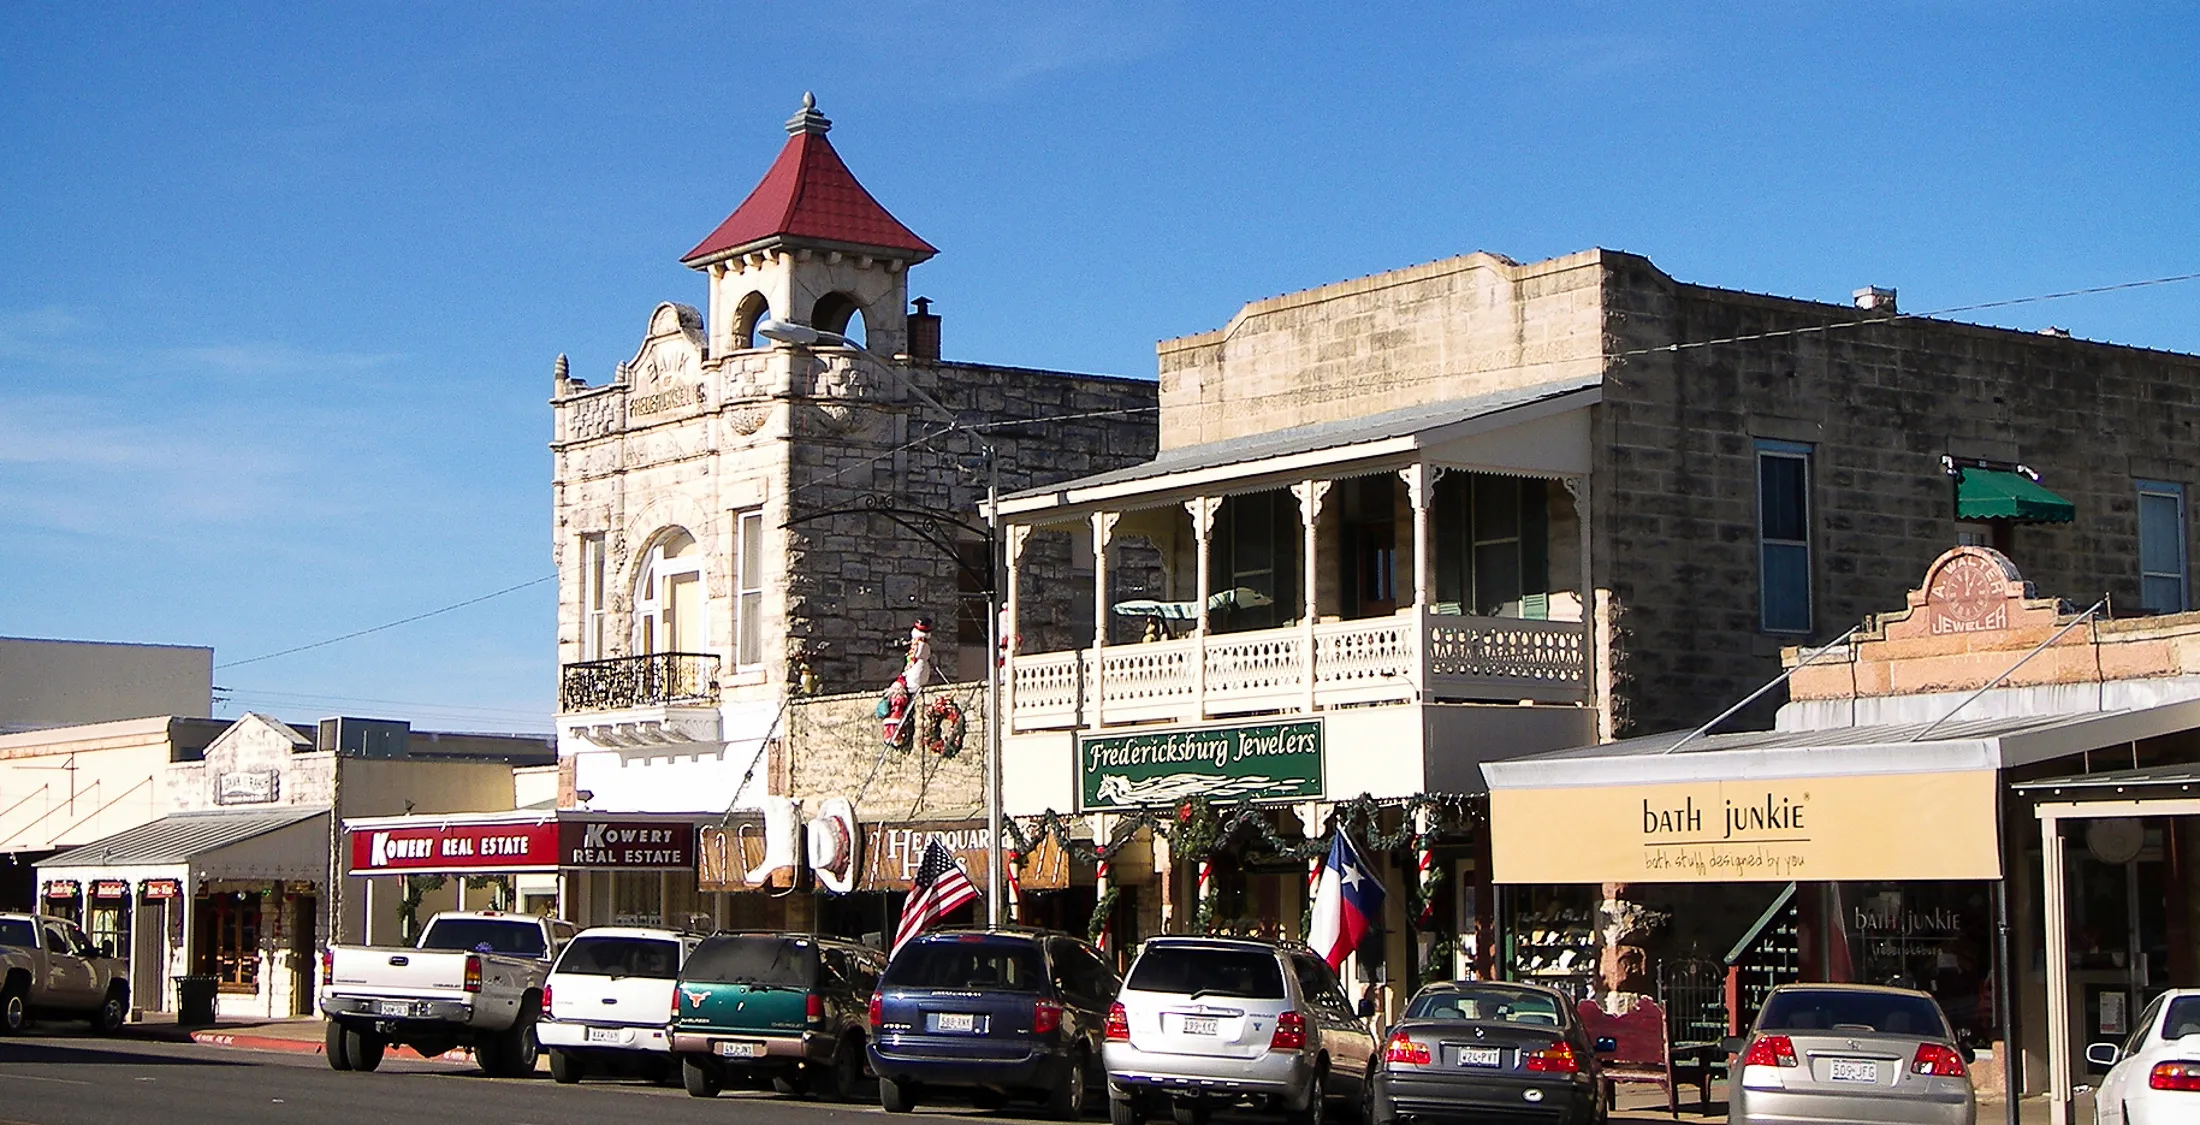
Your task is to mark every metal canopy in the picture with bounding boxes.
[1956,467,2075,523]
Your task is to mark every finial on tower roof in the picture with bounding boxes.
[786,91,831,136]
[553,353,570,381]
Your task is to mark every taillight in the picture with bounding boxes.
[806,993,825,1025]
[1383,1031,1431,1065]
[1911,1043,1966,1078]
[541,982,554,1010]
[1105,1002,1129,1042]
[2151,1061,2200,1091]
[1740,1034,1799,1068]
[867,992,883,1030]
[1271,1010,1307,1051]
[1033,998,1063,1035]
[320,948,333,979]
[463,953,482,994]
[1523,1041,1580,1073]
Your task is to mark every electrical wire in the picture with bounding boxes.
[214,574,555,670]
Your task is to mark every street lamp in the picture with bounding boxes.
[756,317,1009,928]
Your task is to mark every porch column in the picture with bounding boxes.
[1185,497,1219,719]
[1565,475,1604,738]
[1401,465,1436,700]
[1091,511,1120,730]
[1291,480,1332,713]
[1005,523,1032,730]
[2042,813,2072,1125]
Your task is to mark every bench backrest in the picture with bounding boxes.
[1578,996,1670,1068]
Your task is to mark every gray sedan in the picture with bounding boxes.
[1366,981,1608,1125]
[1725,983,1975,1125]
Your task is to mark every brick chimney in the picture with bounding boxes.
[906,296,941,361]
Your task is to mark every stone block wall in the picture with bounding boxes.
[1596,251,2200,735]
[784,683,990,822]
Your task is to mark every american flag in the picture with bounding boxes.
[893,839,978,953]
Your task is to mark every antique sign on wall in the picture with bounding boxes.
[1076,719,1324,810]
[857,821,1069,893]
[142,879,181,900]
[215,768,281,806]
[1489,769,2002,884]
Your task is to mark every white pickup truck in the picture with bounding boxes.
[319,911,575,1075]
[0,912,132,1034]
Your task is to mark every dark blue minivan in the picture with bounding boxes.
[868,929,1118,1118]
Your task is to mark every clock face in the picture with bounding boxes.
[1929,555,2003,624]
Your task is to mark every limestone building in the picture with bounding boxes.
[545,97,1157,922]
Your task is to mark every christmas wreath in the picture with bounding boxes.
[922,695,967,757]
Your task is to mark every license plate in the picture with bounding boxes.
[585,1027,621,1044]
[933,1012,978,1033]
[717,1041,761,1059]
[376,1001,411,1017]
[1458,1047,1503,1067]
[1828,1059,1879,1083]
[1182,1016,1219,1036]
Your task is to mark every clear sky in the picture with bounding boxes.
[3,4,2194,734]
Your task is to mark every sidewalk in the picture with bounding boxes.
[124,1012,473,1063]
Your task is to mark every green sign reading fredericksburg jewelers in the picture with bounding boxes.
[1077,719,1324,810]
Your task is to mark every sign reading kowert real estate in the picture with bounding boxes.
[1077,719,1324,811]
[559,820,695,870]
[346,821,561,875]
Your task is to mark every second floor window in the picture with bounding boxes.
[579,533,607,660]
[735,509,765,666]
[2139,481,2188,614]
[635,528,705,654]
[1756,440,1813,634]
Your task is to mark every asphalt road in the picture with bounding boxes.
[0,1033,937,1125]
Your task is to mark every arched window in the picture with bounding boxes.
[732,292,770,350]
[634,528,707,654]
[810,292,866,348]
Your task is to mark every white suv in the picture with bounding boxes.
[1104,937,1376,1125]
[538,926,701,1084]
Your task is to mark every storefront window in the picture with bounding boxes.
[202,893,261,993]
[87,894,130,959]
[1828,881,1995,1048]
[1501,885,1597,999]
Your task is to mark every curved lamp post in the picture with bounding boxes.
[756,317,1008,928]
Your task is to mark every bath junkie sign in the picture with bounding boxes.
[1076,719,1324,810]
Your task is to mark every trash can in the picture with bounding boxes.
[173,976,218,1027]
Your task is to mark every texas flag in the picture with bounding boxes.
[1307,831,1386,970]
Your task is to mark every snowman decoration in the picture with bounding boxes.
[878,617,934,750]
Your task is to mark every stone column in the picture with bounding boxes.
[1291,481,1332,712]
[1091,511,1120,730]
[1186,497,1219,719]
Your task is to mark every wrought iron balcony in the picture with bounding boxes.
[559,652,721,713]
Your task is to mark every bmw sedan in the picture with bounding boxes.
[1367,981,1606,1125]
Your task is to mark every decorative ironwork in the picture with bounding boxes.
[559,652,721,713]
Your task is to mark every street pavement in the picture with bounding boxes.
[0,1024,2080,1125]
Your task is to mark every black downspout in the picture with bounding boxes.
[1997,867,2020,1122]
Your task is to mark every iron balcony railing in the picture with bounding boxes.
[559,652,721,713]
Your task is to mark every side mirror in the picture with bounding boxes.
[1595,1036,1618,1054]
[2085,1042,2123,1068]
[1720,1036,1747,1057]
[1958,1044,1976,1064]
[99,940,115,958]
[1356,997,1377,1019]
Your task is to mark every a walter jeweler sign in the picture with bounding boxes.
[345,815,698,875]
[1077,719,1324,810]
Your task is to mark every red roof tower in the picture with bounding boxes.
[682,94,937,268]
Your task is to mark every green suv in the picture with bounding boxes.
[671,931,885,1100]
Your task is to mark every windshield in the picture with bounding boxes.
[683,936,816,988]
[418,918,547,958]
[555,936,681,979]
[885,940,1046,992]
[1758,990,1950,1038]
[1125,946,1285,999]
[1406,987,1563,1026]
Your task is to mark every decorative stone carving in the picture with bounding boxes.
[727,403,771,435]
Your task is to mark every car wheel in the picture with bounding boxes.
[682,1056,723,1098]
[549,1049,584,1085]
[503,1014,539,1077]
[828,1038,867,1102]
[325,1019,354,1071]
[1047,1048,1089,1119]
[1362,1069,1390,1125]
[347,1027,386,1073]
[881,1075,919,1113]
[1171,1100,1210,1125]
[773,1074,812,1097]
[1287,1062,1328,1125]
[1110,1094,1144,1125]
[91,986,128,1035]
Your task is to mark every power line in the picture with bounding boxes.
[216,574,555,670]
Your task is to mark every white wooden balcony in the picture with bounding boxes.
[1007,609,1586,732]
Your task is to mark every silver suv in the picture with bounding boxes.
[1104,937,1376,1125]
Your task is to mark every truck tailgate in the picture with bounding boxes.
[325,946,475,999]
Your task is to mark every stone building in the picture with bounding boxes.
[543,97,1156,925]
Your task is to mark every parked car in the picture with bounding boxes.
[319,911,575,1076]
[1365,980,1607,1125]
[670,931,884,1100]
[2086,987,2200,1125]
[1724,983,1975,1125]
[1103,936,1376,1125]
[0,912,131,1034]
[539,926,701,1084]
[869,928,1118,1117]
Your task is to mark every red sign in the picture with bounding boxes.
[45,880,79,899]
[346,820,560,875]
[559,820,696,870]
[143,879,181,900]
[92,880,128,899]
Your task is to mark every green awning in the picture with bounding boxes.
[1956,468,2075,523]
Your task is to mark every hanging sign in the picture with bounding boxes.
[1077,719,1324,810]
[215,768,282,805]
[346,820,561,875]
[858,821,1070,893]
[44,880,80,900]
[92,880,129,899]
[142,879,182,900]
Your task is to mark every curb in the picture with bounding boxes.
[188,1028,474,1064]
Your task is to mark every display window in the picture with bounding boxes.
[1502,884,1598,998]
[1827,881,1996,1048]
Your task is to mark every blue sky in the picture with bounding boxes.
[3,4,2194,733]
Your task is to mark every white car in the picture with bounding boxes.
[2088,988,2200,1125]
[539,926,702,1084]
